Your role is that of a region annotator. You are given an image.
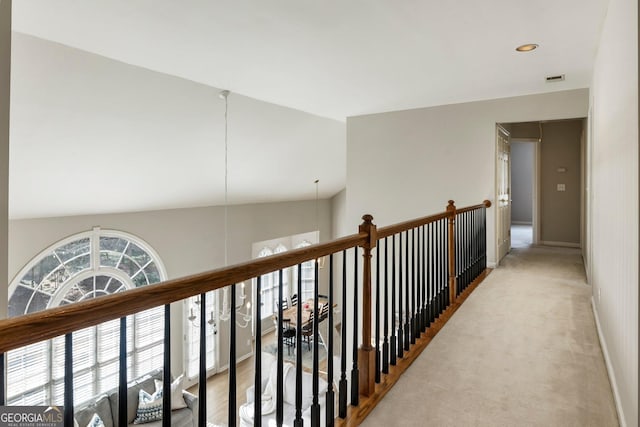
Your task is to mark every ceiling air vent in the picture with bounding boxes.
[545,74,565,83]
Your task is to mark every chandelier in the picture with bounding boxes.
[188,89,251,329]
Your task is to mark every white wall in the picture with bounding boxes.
[588,0,639,424]
[8,198,333,377]
[0,1,10,319]
[9,33,346,219]
[346,89,589,265]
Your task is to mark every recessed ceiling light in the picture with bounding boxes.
[515,43,539,52]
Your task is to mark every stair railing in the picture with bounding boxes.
[0,199,491,426]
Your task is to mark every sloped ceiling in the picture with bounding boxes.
[8,0,609,218]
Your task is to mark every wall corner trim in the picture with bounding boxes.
[591,297,627,427]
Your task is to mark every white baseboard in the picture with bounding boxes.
[591,297,627,427]
[511,221,532,225]
[540,240,581,248]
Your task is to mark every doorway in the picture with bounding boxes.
[496,119,585,263]
[511,139,538,248]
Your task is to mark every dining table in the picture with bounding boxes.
[279,298,328,328]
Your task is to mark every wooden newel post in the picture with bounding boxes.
[446,200,457,305]
[359,214,377,397]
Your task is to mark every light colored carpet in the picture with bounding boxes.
[511,224,533,248]
[361,245,619,427]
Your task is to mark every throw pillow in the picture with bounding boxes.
[133,388,163,424]
[153,374,187,410]
[86,413,105,427]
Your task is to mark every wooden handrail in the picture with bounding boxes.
[376,200,491,241]
[455,199,492,214]
[0,199,492,368]
[0,232,367,353]
[377,212,448,239]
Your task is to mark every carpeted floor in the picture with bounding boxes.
[360,245,619,427]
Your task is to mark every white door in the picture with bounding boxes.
[496,125,511,263]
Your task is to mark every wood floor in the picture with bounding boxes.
[188,330,330,426]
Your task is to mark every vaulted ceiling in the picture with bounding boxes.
[8,1,609,218]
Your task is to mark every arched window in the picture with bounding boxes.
[7,228,167,406]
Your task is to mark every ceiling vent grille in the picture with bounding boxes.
[545,74,565,82]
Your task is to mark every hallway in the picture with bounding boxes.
[361,245,618,426]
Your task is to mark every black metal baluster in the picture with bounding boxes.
[255,278,262,427]
[404,231,410,352]
[416,226,422,335]
[229,286,237,427]
[438,220,443,315]
[311,259,321,425]
[199,292,207,427]
[470,210,475,282]
[429,221,434,325]
[277,271,284,427]
[375,243,381,383]
[163,305,171,427]
[466,211,470,287]
[474,208,482,277]
[421,225,427,332]
[471,210,476,280]
[458,212,463,294]
[351,248,359,407]
[456,212,466,295]
[382,237,390,374]
[468,211,472,286]
[339,251,348,418]
[443,218,449,309]
[436,220,441,317]
[0,352,4,406]
[326,255,335,427]
[483,207,487,269]
[397,232,403,359]
[476,208,481,277]
[390,235,397,366]
[412,228,418,341]
[455,213,460,295]
[118,317,128,426]
[295,265,304,427]
[64,333,74,427]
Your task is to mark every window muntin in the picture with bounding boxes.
[293,240,315,302]
[6,229,166,406]
[256,245,290,320]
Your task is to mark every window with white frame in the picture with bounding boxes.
[184,291,217,380]
[6,229,166,406]
[293,240,315,302]
[256,244,289,320]
[251,232,318,326]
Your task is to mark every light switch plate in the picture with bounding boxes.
[557,184,566,191]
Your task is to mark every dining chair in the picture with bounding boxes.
[301,311,314,351]
[281,318,296,355]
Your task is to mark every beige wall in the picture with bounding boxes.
[344,89,589,402]
[588,0,638,424]
[539,120,583,245]
[8,198,334,377]
[0,1,10,319]
[346,89,589,265]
